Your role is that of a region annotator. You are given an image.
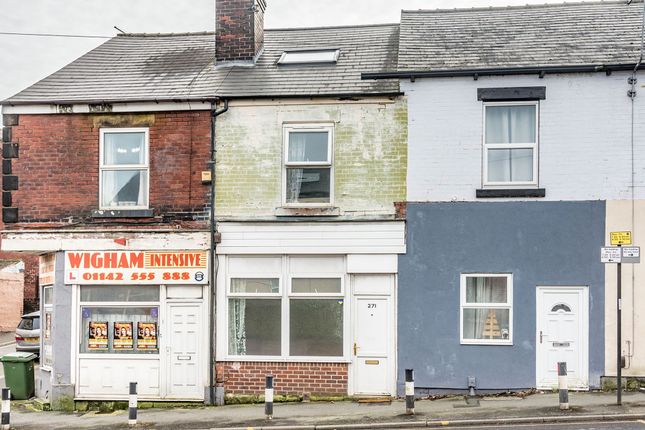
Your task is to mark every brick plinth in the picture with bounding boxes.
[217,361,348,395]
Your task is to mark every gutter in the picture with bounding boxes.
[0,93,404,108]
[362,63,645,80]
[0,97,218,107]
[209,99,228,406]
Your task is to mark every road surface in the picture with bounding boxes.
[401,421,645,430]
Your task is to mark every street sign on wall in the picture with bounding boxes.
[621,246,641,264]
[601,247,622,263]
[610,231,632,246]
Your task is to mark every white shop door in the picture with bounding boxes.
[353,295,391,395]
[167,303,203,399]
[536,287,589,390]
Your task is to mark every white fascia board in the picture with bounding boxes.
[216,221,406,255]
[1,231,210,252]
[2,101,212,115]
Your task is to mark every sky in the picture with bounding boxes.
[0,0,587,102]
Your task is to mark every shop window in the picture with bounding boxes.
[283,124,334,206]
[99,128,149,210]
[81,285,159,302]
[80,285,159,354]
[289,299,343,356]
[228,298,281,356]
[226,256,345,359]
[460,274,513,345]
[43,286,53,367]
[228,278,281,356]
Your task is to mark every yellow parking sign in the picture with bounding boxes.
[610,231,632,245]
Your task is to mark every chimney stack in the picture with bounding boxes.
[216,0,266,64]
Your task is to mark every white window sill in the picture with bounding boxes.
[460,340,513,346]
[275,206,340,217]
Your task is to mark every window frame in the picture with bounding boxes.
[459,273,513,346]
[288,275,344,297]
[227,276,282,298]
[224,258,348,362]
[482,101,539,189]
[282,123,334,208]
[42,285,54,370]
[99,127,150,210]
[278,49,340,65]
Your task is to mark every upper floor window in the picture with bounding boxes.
[483,102,538,187]
[283,124,333,206]
[99,128,149,209]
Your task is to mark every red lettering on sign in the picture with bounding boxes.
[129,252,144,268]
[68,252,83,269]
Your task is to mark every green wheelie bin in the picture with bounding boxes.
[0,352,37,399]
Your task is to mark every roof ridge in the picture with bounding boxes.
[117,31,215,37]
[266,23,399,32]
[402,0,642,15]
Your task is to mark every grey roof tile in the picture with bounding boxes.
[3,24,400,105]
[398,0,645,71]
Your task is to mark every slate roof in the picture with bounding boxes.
[3,33,217,105]
[398,0,645,72]
[2,24,400,105]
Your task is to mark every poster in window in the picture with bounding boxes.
[137,322,157,350]
[88,321,108,350]
[113,322,133,350]
[44,312,52,341]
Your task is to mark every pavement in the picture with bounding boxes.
[6,390,645,430]
[0,331,14,347]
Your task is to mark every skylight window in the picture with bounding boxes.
[278,49,340,65]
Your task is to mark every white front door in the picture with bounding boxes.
[536,287,589,390]
[167,303,203,399]
[353,295,392,395]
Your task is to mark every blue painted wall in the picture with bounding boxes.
[398,201,605,392]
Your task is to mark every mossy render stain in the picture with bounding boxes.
[216,99,407,215]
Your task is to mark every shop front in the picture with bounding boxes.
[215,221,406,398]
[40,249,210,402]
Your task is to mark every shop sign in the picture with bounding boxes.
[64,250,208,285]
[39,254,56,286]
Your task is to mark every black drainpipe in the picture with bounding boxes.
[209,98,229,405]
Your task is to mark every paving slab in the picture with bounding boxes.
[5,391,645,430]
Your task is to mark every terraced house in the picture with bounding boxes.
[362,0,645,394]
[210,10,406,400]
[0,0,406,406]
[4,0,644,410]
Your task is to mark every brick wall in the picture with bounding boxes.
[216,0,266,62]
[0,272,24,331]
[5,111,211,226]
[217,361,348,395]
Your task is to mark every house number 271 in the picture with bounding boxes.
[367,303,376,309]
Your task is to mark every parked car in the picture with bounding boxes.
[15,311,40,353]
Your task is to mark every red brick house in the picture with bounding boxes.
[1,0,405,407]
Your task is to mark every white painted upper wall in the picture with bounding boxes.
[404,72,645,202]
